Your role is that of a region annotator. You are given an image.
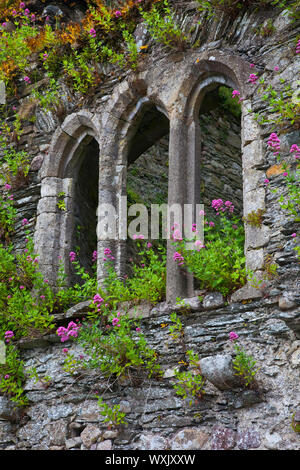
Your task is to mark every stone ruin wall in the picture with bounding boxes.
[0,1,299,450]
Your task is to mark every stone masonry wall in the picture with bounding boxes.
[0,0,299,451]
[0,293,299,450]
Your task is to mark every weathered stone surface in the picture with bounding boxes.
[0,397,21,422]
[236,428,261,449]
[97,440,112,450]
[199,354,240,390]
[211,425,236,450]
[202,292,224,310]
[134,433,168,450]
[65,437,82,450]
[170,428,209,450]
[80,425,102,448]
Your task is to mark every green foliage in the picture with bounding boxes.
[168,312,184,341]
[175,212,246,296]
[218,86,242,118]
[0,191,16,240]
[102,242,166,305]
[0,344,28,406]
[243,209,265,227]
[140,0,187,49]
[0,148,31,183]
[173,350,206,406]
[232,342,259,387]
[76,312,161,381]
[97,397,127,428]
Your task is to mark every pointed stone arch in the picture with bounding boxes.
[34,111,101,285]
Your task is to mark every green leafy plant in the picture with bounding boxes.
[243,209,265,228]
[140,0,187,49]
[174,201,246,296]
[173,350,206,406]
[229,332,259,388]
[97,397,127,428]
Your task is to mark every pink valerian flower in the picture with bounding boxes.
[24,76,31,84]
[92,250,98,262]
[296,39,300,54]
[62,348,68,354]
[12,10,17,16]
[229,331,239,342]
[20,2,26,8]
[291,233,297,238]
[19,285,25,290]
[89,28,96,37]
[147,242,152,248]
[4,375,10,380]
[232,90,240,99]
[248,73,258,83]
[112,317,119,326]
[195,240,205,250]
[115,10,121,17]
[4,183,11,190]
[4,331,14,342]
[290,144,300,159]
[267,132,281,155]
[57,321,80,343]
[31,13,35,21]
[103,247,115,261]
[22,218,28,226]
[283,172,288,177]
[264,178,270,186]
[136,327,141,332]
[43,53,48,61]
[173,251,184,265]
[172,229,183,241]
[274,66,279,71]
[212,199,234,215]
[250,63,255,68]
[93,293,104,305]
[69,251,76,262]
[24,8,30,16]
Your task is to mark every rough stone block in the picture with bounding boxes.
[170,428,209,450]
[245,225,270,250]
[243,188,265,215]
[202,292,224,310]
[242,140,264,168]
[199,354,240,390]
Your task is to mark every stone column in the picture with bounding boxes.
[166,115,195,302]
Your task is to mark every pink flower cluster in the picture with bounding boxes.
[112,311,121,327]
[173,251,184,265]
[57,321,79,343]
[290,144,300,159]
[248,73,258,84]
[296,39,300,54]
[69,251,76,262]
[211,199,234,215]
[92,250,98,262]
[93,293,104,310]
[103,247,115,261]
[267,133,281,155]
[229,331,239,342]
[232,90,240,99]
[172,229,183,241]
[89,28,96,38]
[4,330,14,343]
